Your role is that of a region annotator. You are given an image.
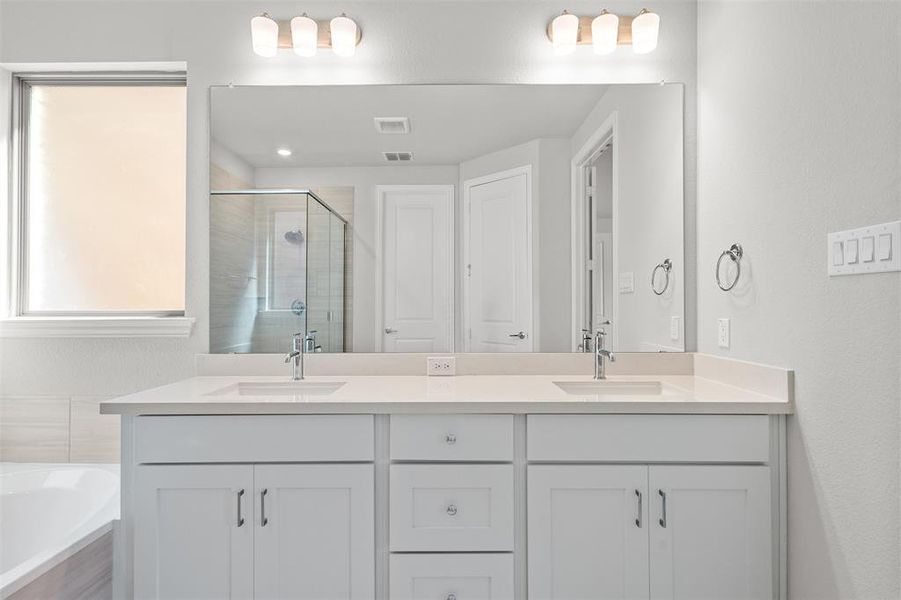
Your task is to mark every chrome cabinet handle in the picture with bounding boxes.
[237,489,245,527]
[446,504,458,516]
[445,433,457,444]
[508,331,526,339]
[385,327,397,334]
[658,489,667,528]
[261,488,268,527]
[635,489,642,528]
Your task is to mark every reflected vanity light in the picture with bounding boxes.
[277,148,292,157]
[250,12,361,57]
[251,13,279,57]
[547,8,659,55]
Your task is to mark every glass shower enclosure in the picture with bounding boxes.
[209,189,347,354]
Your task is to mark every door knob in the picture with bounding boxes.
[385,328,397,334]
[508,331,526,339]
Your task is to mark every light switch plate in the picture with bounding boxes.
[829,220,900,276]
[670,316,681,341]
[427,356,456,376]
[618,272,635,294]
[717,318,730,349]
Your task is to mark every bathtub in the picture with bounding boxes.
[0,463,119,598]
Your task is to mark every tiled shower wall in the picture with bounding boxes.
[0,396,119,463]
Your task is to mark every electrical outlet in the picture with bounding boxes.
[427,356,456,376]
[670,316,681,341]
[717,318,730,349]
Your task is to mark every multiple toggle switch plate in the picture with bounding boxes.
[828,220,900,276]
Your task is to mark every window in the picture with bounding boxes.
[14,74,187,317]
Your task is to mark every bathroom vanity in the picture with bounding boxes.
[103,354,792,600]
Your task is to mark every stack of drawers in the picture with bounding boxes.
[388,414,516,599]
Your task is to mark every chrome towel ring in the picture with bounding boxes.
[716,243,743,291]
[651,259,672,296]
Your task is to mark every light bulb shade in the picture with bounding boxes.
[631,9,659,54]
[551,12,579,56]
[291,15,318,57]
[251,14,279,57]
[330,15,358,57]
[591,11,619,55]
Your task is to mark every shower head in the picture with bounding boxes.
[284,229,304,244]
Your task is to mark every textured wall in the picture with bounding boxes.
[697,2,901,597]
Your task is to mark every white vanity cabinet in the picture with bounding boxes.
[526,416,779,600]
[130,416,375,600]
[121,412,784,600]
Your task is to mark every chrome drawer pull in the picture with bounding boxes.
[261,488,269,527]
[445,433,457,444]
[446,504,458,516]
[236,489,245,527]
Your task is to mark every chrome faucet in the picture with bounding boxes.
[594,329,615,380]
[284,332,311,381]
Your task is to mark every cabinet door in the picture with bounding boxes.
[528,465,649,600]
[253,464,374,600]
[134,464,254,600]
[648,466,772,600]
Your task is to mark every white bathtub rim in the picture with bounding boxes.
[0,463,119,599]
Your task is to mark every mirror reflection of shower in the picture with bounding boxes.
[209,189,351,355]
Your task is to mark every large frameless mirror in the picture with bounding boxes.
[210,84,684,354]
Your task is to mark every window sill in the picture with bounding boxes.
[0,316,196,338]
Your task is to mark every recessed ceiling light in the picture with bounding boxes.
[277,148,292,157]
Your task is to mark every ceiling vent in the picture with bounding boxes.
[383,151,414,162]
[374,117,410,134]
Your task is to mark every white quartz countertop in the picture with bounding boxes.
[100,374,793,415]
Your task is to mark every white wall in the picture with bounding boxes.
[254,165,459,352]
[572,84,685,351]
[697,2,901,597]
[0,0,697,395]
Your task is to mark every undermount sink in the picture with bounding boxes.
[554,380,663,396]
[207,381,346,397]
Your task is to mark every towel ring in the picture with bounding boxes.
[716,244,743,291]
[651,259,672,296]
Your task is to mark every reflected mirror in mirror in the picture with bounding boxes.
[210,84,684,354]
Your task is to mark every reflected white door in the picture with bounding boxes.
[464,167,532,352]
[378,185,454,352]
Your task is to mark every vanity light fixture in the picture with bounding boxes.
[251,13,279,57]
[329,14,358,57]
[551,11,580,56]
[277,148,292,157]
[547,8,659,55]
[591,10,619,55]
[291,14,318,57]
[631,9,660,54]
[250,12,362,57]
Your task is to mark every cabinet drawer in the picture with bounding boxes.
[528,415,770,463]
[389,554,514,600]
[134,415,374,463]
[390,464,514,551]
[390,414,513,461]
